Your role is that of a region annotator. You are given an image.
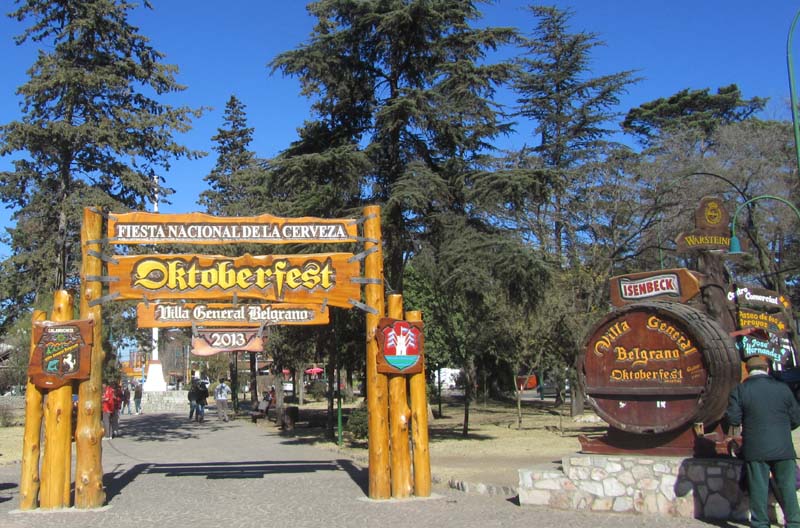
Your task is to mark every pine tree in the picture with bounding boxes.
[199,95,259,216]
[0,0,204,332]
[621,84,766,147]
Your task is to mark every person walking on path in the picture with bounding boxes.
[727,355,800,528]
[188,380,199,421]
[133,381,143,415]
[215,378,232,422]
[122,384,132,415]
[195,381,209,422]
[101,382,117,439]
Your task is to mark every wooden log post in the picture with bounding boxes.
[19,310,47,510]
[364,205,390,499]
[387,294,412,498]
[75,207,106,508]
[39,290,74,509]
[407,309,431,497]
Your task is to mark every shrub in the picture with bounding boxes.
[345,403,369,439]
[307,380,328,401]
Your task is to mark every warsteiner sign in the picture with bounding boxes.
[137,302,329,328]
[108,253,359,307]
[108,212,357,245]
[675,196,738,253]
[29,320,94,388]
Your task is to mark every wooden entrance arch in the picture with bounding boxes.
[19,205,429,509]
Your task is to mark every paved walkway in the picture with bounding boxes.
[0,411,742,528]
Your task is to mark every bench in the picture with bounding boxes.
[250,400,269,423]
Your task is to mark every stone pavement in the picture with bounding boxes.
[0,410,744,528]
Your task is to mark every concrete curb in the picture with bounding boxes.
[441,474,518,498]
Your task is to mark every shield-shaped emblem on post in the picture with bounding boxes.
[376,319,424,374]
[29,320,93,389]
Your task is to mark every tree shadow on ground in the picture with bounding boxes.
[0,482,15,504]
[115,413,205,442]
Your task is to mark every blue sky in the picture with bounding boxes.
[0,1,797,235]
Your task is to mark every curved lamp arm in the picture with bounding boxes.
[729,195,800,254]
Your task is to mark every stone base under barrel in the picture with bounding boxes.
[518,453,789,523]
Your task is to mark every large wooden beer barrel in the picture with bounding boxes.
[579,301,740,435]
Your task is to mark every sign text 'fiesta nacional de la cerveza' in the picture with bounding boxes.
[108,211,358,245]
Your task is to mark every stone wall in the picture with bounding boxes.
[141,390,189,412]
[519,454,754,522]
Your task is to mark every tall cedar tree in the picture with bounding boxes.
[0,0,203,332]
[513,5,638,263]
[511,6,638,415]
[270,0,516,292]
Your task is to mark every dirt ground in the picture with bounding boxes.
[270,394,606,487]
[0,392,604,488]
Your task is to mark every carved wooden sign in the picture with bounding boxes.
[609,268,701,307]
[191,328,263,356]
[735,332,784,362]
[108,211,358,245]
[694,195,730,231]
[107,253,360,308]
[29,320,94,389]
[736,308,790,336]
[580,305,721,434]
[137,302,329,328]
[375,319,425,374]
[727,286,792,311]
[675,196,738,253]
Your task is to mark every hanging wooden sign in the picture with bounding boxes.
[608,268,701,307]
[727,286,792,311]
[694,196,730,232]
[108,211,358,245]
[737,308,790,336]
[191,328,263,356]
[675,196,738,253]
[107,253,360,308]
[137,302,330,328]
[375,319,425,374]
[29,319,94,389]
[733,329,785,363]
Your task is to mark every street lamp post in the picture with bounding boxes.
[788,9,800,175]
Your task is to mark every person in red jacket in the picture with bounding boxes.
[102,382,117,439]
[112,381,123,437]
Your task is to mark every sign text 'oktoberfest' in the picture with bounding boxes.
[108,253,359,307]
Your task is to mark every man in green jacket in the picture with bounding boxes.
[727,355,800,528]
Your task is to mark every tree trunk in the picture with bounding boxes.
[698,252,736,333]
[325,329,335,438]
[249,352,257,404]
[461,358,475,437]
[229,352,239,412]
